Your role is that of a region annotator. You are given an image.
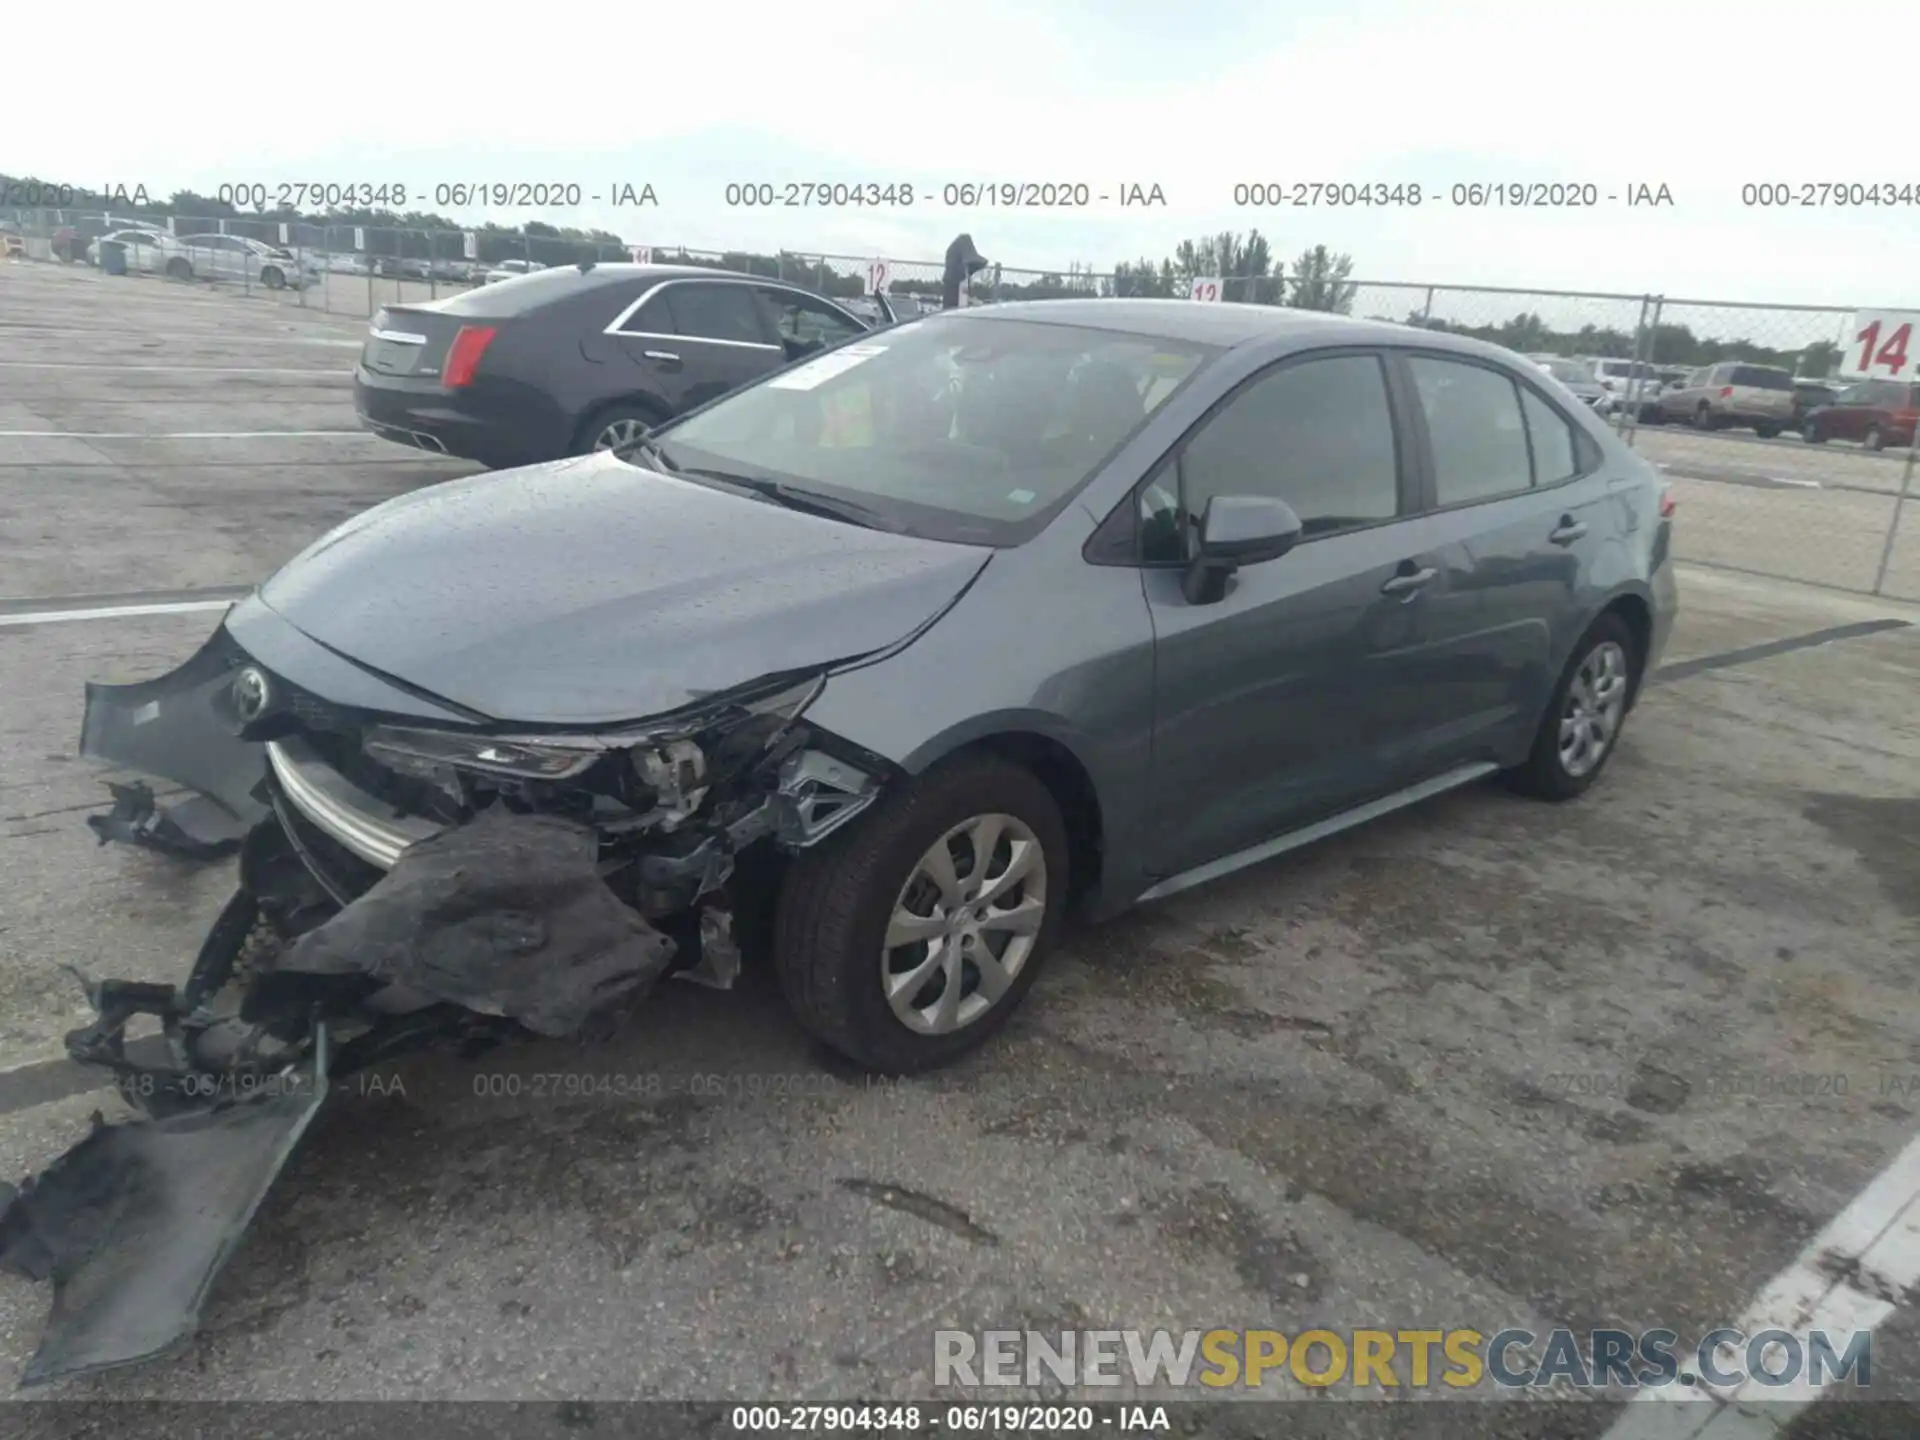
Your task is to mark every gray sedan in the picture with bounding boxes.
[9,301,1677,1384]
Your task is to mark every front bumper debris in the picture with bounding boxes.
[14,620,890,1386]
[0,1030,332,1387]
[266,806,677,1037]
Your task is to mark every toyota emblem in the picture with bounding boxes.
[232,667,273,722]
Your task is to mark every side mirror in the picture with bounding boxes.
[1182,494,1304,605]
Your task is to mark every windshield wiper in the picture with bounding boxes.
[679,468,904,533]
[614,432,681,473]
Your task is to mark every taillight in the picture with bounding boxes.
[443,325,496,388]
[1718,386,1734,399]
[1658,485,1677,519]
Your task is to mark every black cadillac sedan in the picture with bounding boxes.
[353,263,875,468]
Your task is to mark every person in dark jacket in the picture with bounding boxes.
[941,233,989,309]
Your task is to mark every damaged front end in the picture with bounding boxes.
[1,614,889,1385]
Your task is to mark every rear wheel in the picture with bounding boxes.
[165,256,192,281]
[1506,613,1640,802]
[1865,424,1885,452]
[1692,405,1716,430]
[1753,422,1780,439]
[1804,422,1827,444]
[774,753,1068,1073]
[573,402,664,456]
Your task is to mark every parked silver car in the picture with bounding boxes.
[84,227,186,274]
[173,234,320,290]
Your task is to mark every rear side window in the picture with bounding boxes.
[666,284,771,346]
[1408,356,1533,504]
[613,293,675,336]
[1729,366,1792,390]
[1520,387,1580,483]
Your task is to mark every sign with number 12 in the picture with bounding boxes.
[1844,312,1920,380]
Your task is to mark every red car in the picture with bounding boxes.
[1802,379,1920,450]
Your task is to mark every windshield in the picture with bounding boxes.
[651,316,1216,545]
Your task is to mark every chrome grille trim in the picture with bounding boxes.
[266,735,442,870]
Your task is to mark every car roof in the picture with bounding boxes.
[962,298,1542,365]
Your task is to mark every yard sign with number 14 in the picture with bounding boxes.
[1846,312,1920,380]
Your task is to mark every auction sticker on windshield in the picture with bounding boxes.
[768,343,889,390]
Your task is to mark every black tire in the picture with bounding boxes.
[1865,425,1885,452]
[1804,423,1827,444]
[774,752,1070,1073]
[1506,612,1642,803]
[1692,405,1716,431]
[571,400,666,457]
[165,255,192,281]
[1754,422,1780,439]
[261,265,286,290]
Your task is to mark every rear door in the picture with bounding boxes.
[611,281,783,414]
[1824,383,1873,441]
[1395,351,1608,766]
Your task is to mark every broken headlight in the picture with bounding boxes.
[362,727,600,781]
[360,674,827,784]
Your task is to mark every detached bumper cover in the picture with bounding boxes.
[268,805,676,1036]
[0,1034,332,1387]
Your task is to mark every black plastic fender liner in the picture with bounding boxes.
[0,1031,332,1388]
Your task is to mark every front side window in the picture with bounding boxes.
[656,316,1213,546]
[760,288,864,353]
[1408,356,1533,505]
[1179,353,1402,542]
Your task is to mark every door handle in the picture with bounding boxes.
[1380,566,1437,596]
[642,350,681,367]
[1549,518,1589,546]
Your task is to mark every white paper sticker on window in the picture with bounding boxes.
[766,344,888,391]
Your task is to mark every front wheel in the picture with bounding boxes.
[774,753,1069,1073]
[1804,423,1827,444]
[261,265,286,290]
[1506,613,1641,802]
[165,256,192,281]
[1865,425,1885,452]
[1753,422,1780,439]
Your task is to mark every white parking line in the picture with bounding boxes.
[0,362,348,374]
[0,430,372,439]
[1603,1130,1920,1437]
[0,599,236,627]
[1767,477,1824,489]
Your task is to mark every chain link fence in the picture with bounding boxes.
[6,207,1916,602]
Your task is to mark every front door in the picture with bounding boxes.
[1144,349,1445,879]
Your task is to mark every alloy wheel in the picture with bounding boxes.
[882,813,1047,1035]
[593,418,649,451]
[1559,640,1629,779]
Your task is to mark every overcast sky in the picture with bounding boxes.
[18,0,1920,312]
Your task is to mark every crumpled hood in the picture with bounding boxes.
[259,453,990,724]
